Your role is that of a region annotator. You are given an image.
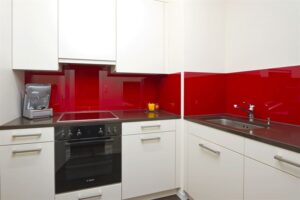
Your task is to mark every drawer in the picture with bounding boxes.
[0,127,54,145]
[55,183,121,200]
[186,121,244,154]
[245,139,300,178]
[122,132,176,199]
[122,120,176,135]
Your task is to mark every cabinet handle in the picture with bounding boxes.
[12,133,42,140]
[199,144,220,155]
[12,148,42,156]
[78,194,102,200]
[141,125,161,131]
[274,155,300,168]
[141,137,161,142]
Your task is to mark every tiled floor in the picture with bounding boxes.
[155,195,181,200]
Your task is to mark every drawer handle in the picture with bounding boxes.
[12,148,42,156]
[141,125,161,131]
[12,133,42,140]
[199,144,220,155]
[274,155,300,168]
[78,194,102,200]
[141,137,161,142]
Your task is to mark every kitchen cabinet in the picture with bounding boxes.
[0,128,55,200]
[116,0,166,74]
[185,120,300,200]
[12,0,58,70]
[55,183,121,200]
[186,133,243,200]
[122,120,176,199]
[244,139,300,200]
[59,0,116,65]
[244,157,300,200]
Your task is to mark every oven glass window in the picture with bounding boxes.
[55,136,121,194]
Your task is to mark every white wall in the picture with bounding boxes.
[184,0,226,73]
[225,0,300,72]
[0,0,24,125]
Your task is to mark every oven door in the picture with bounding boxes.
[55,136,121,194]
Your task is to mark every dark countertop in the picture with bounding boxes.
[0,110,180,130]
[185,114,300,153]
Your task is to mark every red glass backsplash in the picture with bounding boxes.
[25,65,181,115]
[185,66,300,125]
[184,72,226,116]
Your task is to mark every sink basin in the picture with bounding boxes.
[205,117,265,130]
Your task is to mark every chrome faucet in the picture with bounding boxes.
[233,102,255,122]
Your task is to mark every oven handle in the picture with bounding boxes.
[66,138,114,146]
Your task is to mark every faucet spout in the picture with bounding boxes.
[233,103,255,122]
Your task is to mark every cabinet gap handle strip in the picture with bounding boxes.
[12,148,42,155]
[141,137,161,142]
[274,155,300,168]
[78,194,102,200]
[12,133,42,139]
[199,144,221,155]
[141,125,161,130]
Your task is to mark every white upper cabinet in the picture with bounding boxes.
[12,0,58,71]
[59,0,116,65]
[116,0,166,74]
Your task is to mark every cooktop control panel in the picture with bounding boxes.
[55,123,121,141]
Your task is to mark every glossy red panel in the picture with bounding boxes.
[226,66,300,125]
[184,72,226,116]
[25,65,181,115]
[184,66,300,125]
[159,73,181,115]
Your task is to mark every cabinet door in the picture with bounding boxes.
[59,0,116,64]
[13,0,58,70]
[187,133,243,200]
[122,132,176,199]
[245,157,300,200]
[117,0,166,74]
[0,142,55,200]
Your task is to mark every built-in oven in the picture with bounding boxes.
[55,123,121,194]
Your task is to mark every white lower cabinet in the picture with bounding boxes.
[187,133,243,200]
[244,157,300,200]
[0,142,55,200]
[55,184,121,200]
[122,131,176,199]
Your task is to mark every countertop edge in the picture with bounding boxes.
[0,115,181,131]
[185,117,300,154]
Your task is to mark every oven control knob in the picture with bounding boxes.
[107,127,111,135]
[67,129,73,137]
[76,129,82,137]
[113,127,117,134]
[60,130,65,138]
[98,128,104,135]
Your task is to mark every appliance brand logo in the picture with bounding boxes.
[86,178,96,183]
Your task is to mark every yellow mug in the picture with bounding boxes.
[148,103,155,112]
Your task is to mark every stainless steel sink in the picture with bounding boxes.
[205,117,265,130]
